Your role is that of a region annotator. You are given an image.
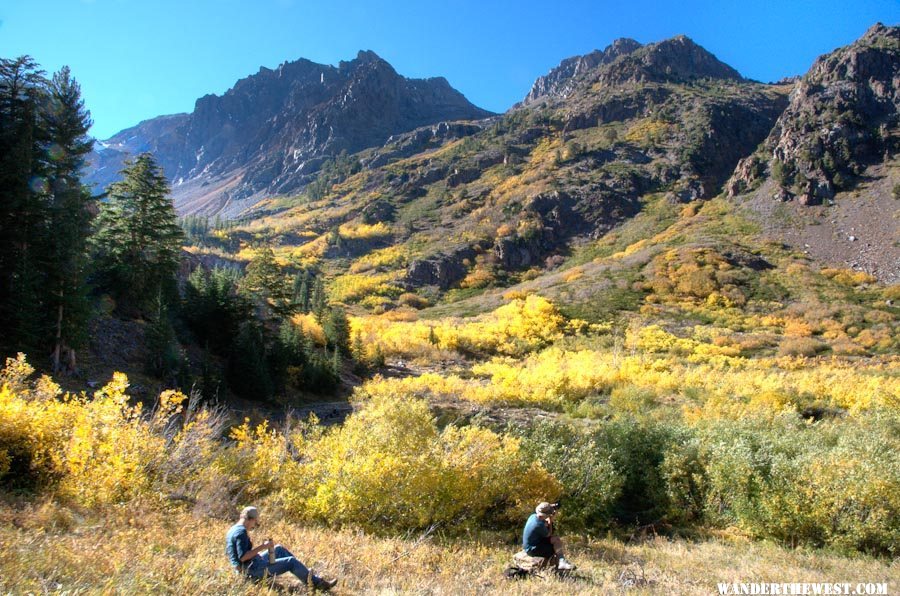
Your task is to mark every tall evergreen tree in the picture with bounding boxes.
[323,306,350,355]
[0,56,49,358]
[182,265,250,353]
[311,275,327,319]
[240,246,292,320]
[293,270,310,313]
[92,153,183,314]
[43,66,94,372]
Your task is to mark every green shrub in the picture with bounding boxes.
[591,418,677,525]
[520,418,682,530]
[660,434,708,525]
[609,384,658,414]
[699,415,821,544]
[698,413,900,555]
[519,421,622,531]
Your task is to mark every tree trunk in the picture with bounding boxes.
[52,293,63,373]
[66,346,77,374]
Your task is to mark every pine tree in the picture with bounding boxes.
[278,320,307,366]
[293,270,310,313]
[43,66,94,372]
[92,153,183,314]
[240,246,292,320]
[0,56,49,358]
[371,343,385,369]
[312,275,327,318]
[331,345,341,377]
[228,321,273,399]
[323,306,350,354]
[351,330,365,364]
[145,291,180,380]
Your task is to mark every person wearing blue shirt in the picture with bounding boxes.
[522,502,575,571]
[225,506,337,590]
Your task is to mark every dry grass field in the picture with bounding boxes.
[1,500,896,595]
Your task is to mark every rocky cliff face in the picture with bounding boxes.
[593,35,744,86]
[84,51,492,214]
[528,35,786,202]
[523,35,743,106]
[727,23,900,204]
[523,38,642,103]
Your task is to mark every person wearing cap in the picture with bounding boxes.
[522,502,575,571]
[225,506,337,590]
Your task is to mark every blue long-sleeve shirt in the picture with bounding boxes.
[225,523,253,569]
[522,513,553,555]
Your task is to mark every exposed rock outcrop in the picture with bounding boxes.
[521,34,787,205]
[406,246,478,289]
[524,35,743,107]
[364,121,487,169]
[524,38,642,103]
[727,23,900,202]
[593,35,744,87]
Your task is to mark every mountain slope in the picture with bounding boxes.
[523,38,643,103]
[219,34,787,299]
[84,51,493,215]
[88,113,189,194]
[726,23,900,282]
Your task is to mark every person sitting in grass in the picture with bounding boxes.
[225,506,337,590]
[522,501,576,571]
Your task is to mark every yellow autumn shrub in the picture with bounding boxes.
[350,295,578,361]
[216,419,290,501]
[360,341,900,414]
[280,392,559,532]
[350,245,408,273]
[329,271,404,303]
[644,247,747,305]
[0,374,68,487]
[291,312,327,345]
[0,356,223,507]
[821,268,876,286]
[338,221,391,240]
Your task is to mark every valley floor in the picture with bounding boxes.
[1,502,896,595]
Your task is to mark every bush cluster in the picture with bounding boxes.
[0,355,224,506]
[3,347,898,555]
[0,355,556,534]
[518,413,900,556]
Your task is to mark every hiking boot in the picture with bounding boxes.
[557,557,576,571]
[318,578,338,591]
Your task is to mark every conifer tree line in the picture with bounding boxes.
[178,213,236,243]
[182,249,350,400]
[0,56,183,373]
[0,56,95,371]
[1,55,353,401]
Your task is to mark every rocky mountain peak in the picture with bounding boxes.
[609,37,643,53]
[727,23,899,203]
[594,35,744,86]
[523,37,642,103]
[85,51,493,215]
[340,49,391,72]
[861,21,895,42]
[524,35,743,105]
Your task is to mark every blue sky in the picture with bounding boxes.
[2,0,897,139]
